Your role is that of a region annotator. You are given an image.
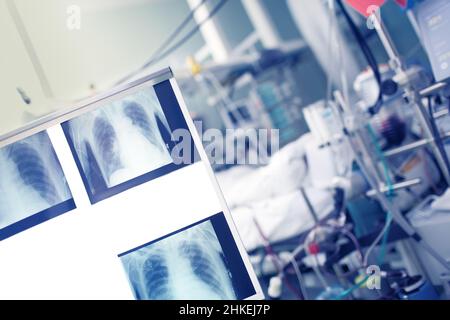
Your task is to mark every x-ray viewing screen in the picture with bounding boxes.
[0,74,261,300]
[119,213,255,300]
[0,131,75,241]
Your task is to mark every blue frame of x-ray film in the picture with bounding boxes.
[61,80,200,204]
[0,199,76,241]
[0,131,77,241]
[118,212,257,300]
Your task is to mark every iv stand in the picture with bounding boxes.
[370,13,450,186]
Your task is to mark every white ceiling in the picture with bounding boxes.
[0,0,204,137]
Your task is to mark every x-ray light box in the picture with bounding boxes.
[0,68,263,300]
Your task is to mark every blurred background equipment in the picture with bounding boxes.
[2,0,450,300]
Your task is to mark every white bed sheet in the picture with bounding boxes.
[215,134,335,251]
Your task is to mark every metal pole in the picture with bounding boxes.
[371,13,450,186]
[384,131,450,157]
[408,87,450,185]
[366,178,422,197]
[300,187,320,225]
[334,91,386,183]
[241,0,282,48]
[331,96,450,271]
[186,0,231,63]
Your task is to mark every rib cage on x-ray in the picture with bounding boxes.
[121,221,237,300]
[67,90,173,190]
[0,132,72,229]
[92,116,122,181]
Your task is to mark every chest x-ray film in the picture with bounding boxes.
[416,0,450,81]
[0,131,75,241]
[0,68,262,300]
[119,213,255,300]
[61,84,185,204]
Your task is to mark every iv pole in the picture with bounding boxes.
[370,12,450,186]
[330,9,450,270]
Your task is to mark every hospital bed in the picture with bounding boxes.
[215,133,336,252]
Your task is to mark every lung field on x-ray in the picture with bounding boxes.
[92,116,122,180]
[67,89,173,192]
[121,221,237,300]
[0,132,72,229]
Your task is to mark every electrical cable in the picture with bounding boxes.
[366,124,394,196]
[298,187,363,282]
[145,0,229,64]
[151,0,208,60]
[287,254,309,300]
[336,0,384,114]
[312,259,330,290]
[338,227,364,265]
[325,0,337,105]
[363,215,393,267]
[305,227,331,290]
[139,0,229,67]
[309,222,365,280]
[297,191,370,296]
[252,217,304,299]
[377,216,391,265]
[332,274,370,300]
[363,123,393,267]
[116,0,229,85]
[325,1,356,177]
[262,244,304,299]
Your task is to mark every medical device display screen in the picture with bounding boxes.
[417,0,450,81]
[0,76,261,300]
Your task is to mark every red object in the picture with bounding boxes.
[345,0,386,17]
[308,243,320,255]
[394,0,408,8]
